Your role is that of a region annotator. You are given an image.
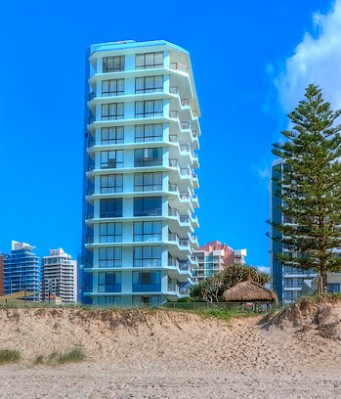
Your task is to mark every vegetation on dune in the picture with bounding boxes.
[0,349,21,365]
[190,263,270,303]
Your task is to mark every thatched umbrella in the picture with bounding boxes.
[222,280,278,304]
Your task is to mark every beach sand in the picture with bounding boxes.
[0,306,340,399]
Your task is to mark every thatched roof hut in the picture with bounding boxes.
[222,280,278,304]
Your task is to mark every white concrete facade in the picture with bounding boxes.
[82,40,200,306]
[42,248,77,303]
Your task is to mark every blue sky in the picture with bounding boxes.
[0,0,340,267]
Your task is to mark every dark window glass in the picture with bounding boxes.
[98,272,121,292]
[135,52,163,69]
[135,100,163,118]
[102,79,124,96]
[101,127,124,144]
[134,221,162,242]
[134,172,162,191]
[103,56,125,72]
[100,199,123,218]
[100,175,123,193]
[135,76,163,93]
[134,246,162,268]
[99,247,122,268]
[135,124,163,142]
[100,150,123,169]
[134,148,162,167]
[132,271,161,292]
[102,103,124,120]
[134,197,162,216]
[99,223,122,243]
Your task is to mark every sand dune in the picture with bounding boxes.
[0,304,340,399]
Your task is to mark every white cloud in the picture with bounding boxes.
[276,0,341,112]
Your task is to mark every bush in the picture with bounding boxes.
[0,349,21,365]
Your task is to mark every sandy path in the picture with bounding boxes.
[0,310,340,399]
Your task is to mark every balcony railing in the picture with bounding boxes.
[169,159,178,167]
[180,215,190,224]
[180,168,190,176]
[169,135,178,143]
[87,164,95,171]
[169,86,178,94]
[180,191,190,200]
[170,62,189,73]
[180,144,190,153]
[169,110,178,119]
[181,121,191,129]
[179,239,189,247]
[168,183,178,193]
[168,233,179,243]
[181,99,190,106]
[168,208,179,218]
[179,261,189,270]
[88,91,96,101]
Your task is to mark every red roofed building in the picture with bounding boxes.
[194,241,246,283]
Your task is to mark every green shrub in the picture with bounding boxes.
[57,347,85,364]
[0,349,21,365]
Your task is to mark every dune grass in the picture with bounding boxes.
[0,349,21,365]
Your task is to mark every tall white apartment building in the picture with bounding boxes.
[42,249,77,303]
[81,40,200,306]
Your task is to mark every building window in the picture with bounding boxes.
[136,52,163,69]
[103,56,125,72]
[134,197,162,216]
[102,79,124,96]
[132,271,161,292]
[102,103,124,120]
[135,76,163,93]
[98,272,121,292]
[101,127,124,144]
[134,172,162,192]
[100,150,123,169]
[99,223,122,243]
[135,124,163,142]
[100,175,123,193]
[134,221,162,242]
[134,246,162,268]
[134,148,162,167]
[134,197,162,217]
[135,100,163,118]
[99,247,122,268]
[100,199,123,218]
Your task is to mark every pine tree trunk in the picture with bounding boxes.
[320,260,328,295]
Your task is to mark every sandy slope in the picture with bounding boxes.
[0,306,340,399]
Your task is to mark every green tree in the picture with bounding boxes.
[272,84,341,294]
[221,263,270,289]
[191,264,270,302]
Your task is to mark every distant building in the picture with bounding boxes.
[4,241,41,302]
[0,254,5,296]
[42,249,77,303]
[193,241,247,283]
[270,160,341,303]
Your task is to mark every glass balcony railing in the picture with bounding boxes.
[169,110,178,119]
[169,86,178,94]
[170,62,189,73]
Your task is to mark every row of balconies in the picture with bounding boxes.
[88,84,198,118]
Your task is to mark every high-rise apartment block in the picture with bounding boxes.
[270,160,341,303]
[4,241,41,301]
[81,40,200,306]
[42,248,77,303]
[194,241,247,283]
